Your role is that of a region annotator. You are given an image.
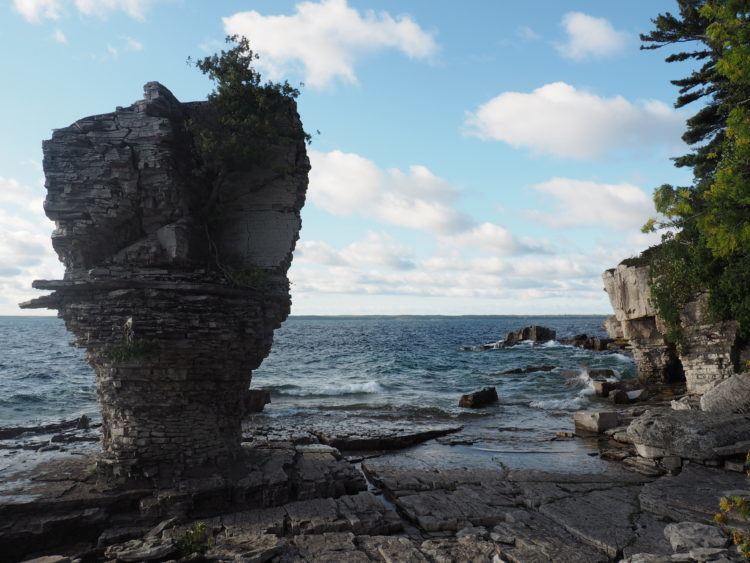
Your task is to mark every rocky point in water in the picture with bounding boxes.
[20,82,309,485]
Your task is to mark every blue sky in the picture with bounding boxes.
[1,0,697,315]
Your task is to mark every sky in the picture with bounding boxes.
[1,0,698,316]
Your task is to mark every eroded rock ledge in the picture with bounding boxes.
[20,82,309,484]
[602,262,749,394]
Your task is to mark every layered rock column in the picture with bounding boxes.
[602,264,683,384]
[22,83,309,482]
[603,261,744,394]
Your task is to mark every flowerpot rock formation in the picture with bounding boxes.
[21,82,309,483]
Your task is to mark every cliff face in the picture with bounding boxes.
[603,262,745,394]
[22,82,309,483]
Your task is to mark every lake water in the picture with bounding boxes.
[0,315,634,472]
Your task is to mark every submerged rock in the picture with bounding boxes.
[500,365,555,375]
[459,387,499,408]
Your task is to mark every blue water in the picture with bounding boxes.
[0,315,635,470]
[254,315,634,417]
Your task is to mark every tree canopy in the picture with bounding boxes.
[189,35,310,209]
[642,0,750,341]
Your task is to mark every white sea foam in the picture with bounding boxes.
[541,340,573,348]
[609,353,634,363]
[276,380,384,397]
[529,397,588,410]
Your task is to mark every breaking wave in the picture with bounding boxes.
[270,380,384,397]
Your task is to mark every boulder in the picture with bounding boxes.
[503,325,556,346]
[663,522,728,553]
[593,380,622,397]
[627,409,750,460]
[700,373,750,414]
[459,387,499,408]
[609,389,630,405]
[562,334,614,351]
[574,411,620,433]
[589,368,617,378]
[245,389,271,414]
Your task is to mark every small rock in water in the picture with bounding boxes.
[588,368,616,378]
[500,365,555,375]
[573,411,619,433]
[593,380,623,397]
[76,414,90,430]
[609,389,630,404]
[503,325,556,346]
[459,387,499,408]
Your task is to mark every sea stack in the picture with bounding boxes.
[21,82,309,484]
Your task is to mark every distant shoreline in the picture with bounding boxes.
[1,313,611,319]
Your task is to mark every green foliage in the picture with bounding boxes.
[189,36,311,284]
[224,265,269,289]
[105,338,157,363]
[640,1,750,340]
[177,522,213,557]
[189,35,310,181]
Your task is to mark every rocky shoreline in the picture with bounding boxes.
[3,399,748,562]
[6,320,750,561]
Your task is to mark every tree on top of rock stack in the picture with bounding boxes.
[188,35,312,286]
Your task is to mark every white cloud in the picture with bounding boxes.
[556,12,629,60]
[223,0,437,88]
[297,232,416,271]
[0,177,62,315]
[309,149,550,258]
[290,233,604,304]
[309,149,470,235]
[13,0,62,22]
[450,223,551,256]
[517,26,540,41]
[528,177,655,231]
[73,0,148,20]
[51,29,67,43]
[13,0,149,22]
[123,36,143,51]
[465,82,684,159]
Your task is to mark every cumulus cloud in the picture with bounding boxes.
[0,177,62,315]
[309,149,470,235]
[309,149,551,258]
[451,223,552,255]
[13,0,62,22]
[297,232,416,271]
[290,234,604,303]
[465,82,684,159]
[13,0,150,22]
[223,0,437,88]
[556,12,629,61]
[74,0,149,20]
[528,177,655,231]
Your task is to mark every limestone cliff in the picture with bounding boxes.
[603,261,746,394]
[21,82,309,483]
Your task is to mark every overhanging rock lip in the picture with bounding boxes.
[29,278,271,298]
